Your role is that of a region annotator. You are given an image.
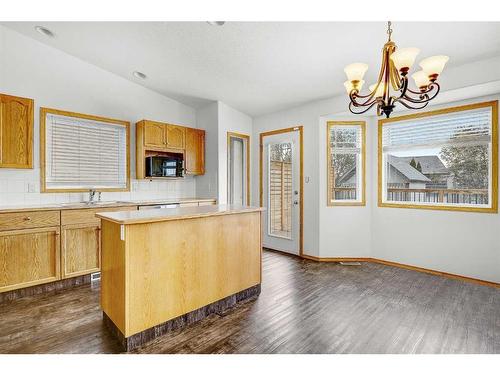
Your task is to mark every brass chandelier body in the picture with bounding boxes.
[345,22,448,118]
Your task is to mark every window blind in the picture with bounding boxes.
[330,126,362,155]
[45,113,127,190]
[382,107,492,152]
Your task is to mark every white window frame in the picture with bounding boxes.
[378,101,498,213]
[40,107,130,193]
[327,121,366,206]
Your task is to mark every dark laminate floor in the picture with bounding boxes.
[1,249,499,354]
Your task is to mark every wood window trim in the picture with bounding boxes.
[327,121,366,207]
[377,100,498,213]
[227,132,251,206]
[40,107,131,193]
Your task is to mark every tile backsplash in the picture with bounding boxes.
[0,168,197,206]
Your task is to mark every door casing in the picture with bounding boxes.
[259,126,303,256]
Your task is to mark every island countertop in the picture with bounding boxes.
[96,204,264,225]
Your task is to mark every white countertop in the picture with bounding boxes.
[0,198,216,213]
[96,204,264,225]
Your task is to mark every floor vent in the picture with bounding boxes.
[339,262,362,266]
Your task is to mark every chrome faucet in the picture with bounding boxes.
[88,189,97,204]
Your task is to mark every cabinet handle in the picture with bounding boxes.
[23,216,32,221]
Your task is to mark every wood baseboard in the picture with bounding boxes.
[301,254,371,262]
[370,258,500,289]
[298,253,500,288]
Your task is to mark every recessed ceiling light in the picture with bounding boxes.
[35,26,55,38]
[207,21,225,26]
[132,71,147,80]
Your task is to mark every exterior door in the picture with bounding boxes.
[261,128,301,255]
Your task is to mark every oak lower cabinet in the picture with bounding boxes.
[60,206,137,279]
[0,226,60,293]
[61,223,100,279]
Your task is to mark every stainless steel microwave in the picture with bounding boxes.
[145,155,184,178]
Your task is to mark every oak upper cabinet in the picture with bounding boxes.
[143,121,167,149]
[166,125,186,149]
[61,223,100,279]
[0,93,34,169]
[185,128,205,175]
[136,120,205,179]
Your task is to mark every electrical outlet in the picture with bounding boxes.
[27,182,37,193]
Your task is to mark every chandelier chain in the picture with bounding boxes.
[387,21,393,41]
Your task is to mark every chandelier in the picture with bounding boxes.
[344,22,449,118]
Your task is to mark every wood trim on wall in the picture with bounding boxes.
[227,132,251,205]
[259,126,304,257]
[40,107,131,193]
[326,120,366,206]
[378,100,498,213]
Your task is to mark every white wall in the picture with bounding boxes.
[0,26,198,206]
[217,102,253,204]
[370,94,500,284]
[252,56,500,281]
[319,114,372,258]
[195,102,219,199]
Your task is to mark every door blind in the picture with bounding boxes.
[45,113,127,189]
[382,107,492,152]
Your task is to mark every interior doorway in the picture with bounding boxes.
[227,132,250,205]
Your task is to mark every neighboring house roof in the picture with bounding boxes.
[387,156,431,182]
[397,155,448,175]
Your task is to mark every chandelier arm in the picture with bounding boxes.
[393,97,430,111]
[349,89,378,101]
[349,92,379,107]
[405,82,441,97]
[390,61,402,91]
[400,82,441,104]
[348,100,381,115]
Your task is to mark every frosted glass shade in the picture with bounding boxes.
[369,83,384,98]
[419,55,449,76]
[344,80,364,94]
[412,70,430,89]
[390,47,420,71]
[344,63,368,82]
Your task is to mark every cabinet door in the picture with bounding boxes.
[0,227,60,293]
[0,93,34,169]
[185,128,205,175]
[166,125,186,149]
[61,223,100,278]
[144,121,166,149]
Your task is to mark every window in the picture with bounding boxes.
[268,142,293,238]
[41,108,130,192]
[327,121,366,206]
[379,101,498,213]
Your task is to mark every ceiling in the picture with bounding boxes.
[4,22,500,116]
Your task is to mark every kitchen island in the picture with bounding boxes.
[96,204,264,351]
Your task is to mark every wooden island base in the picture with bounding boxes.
[104,284,261,351]
[97,205,264,352]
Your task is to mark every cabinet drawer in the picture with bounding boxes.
[61,206,137,225]
[0,210,60,231]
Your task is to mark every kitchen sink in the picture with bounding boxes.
[58,201,125,207]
